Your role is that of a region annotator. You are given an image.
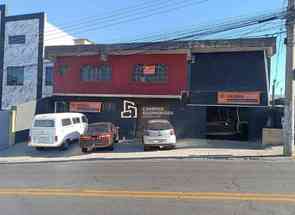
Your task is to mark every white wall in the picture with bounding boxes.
[2,18,40,110]
[42,20,76,98]
[44,22,75,47]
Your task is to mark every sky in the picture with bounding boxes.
[1,0,287,95]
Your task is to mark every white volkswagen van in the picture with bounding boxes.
[29,113,88,150]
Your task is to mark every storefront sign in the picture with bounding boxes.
[143,65,156,75]
[217,92,260,105]
[121,100,138,118]
[142,106,174,119]
[70,102,101,113]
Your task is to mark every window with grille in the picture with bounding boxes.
[98,64,112,80]
[7,66,24,86]
[9,35,26,44]
[45,66,53,86]
[133,64,167,83]
[80,64,112,81]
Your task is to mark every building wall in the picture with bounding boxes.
[189,51,269,106]
[54,54,187,96]
[1,17,42,110]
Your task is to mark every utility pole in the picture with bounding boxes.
[284,0,295,156]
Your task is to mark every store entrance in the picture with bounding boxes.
[206,106,248,141]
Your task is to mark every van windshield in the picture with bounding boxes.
[34,120,55,127]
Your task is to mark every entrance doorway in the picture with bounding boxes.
[206,107,248,141]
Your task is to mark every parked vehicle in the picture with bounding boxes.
[143,119,176,151]
[29,113,88,150]
[80,122,119,153]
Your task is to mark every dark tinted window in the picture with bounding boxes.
[82,116,88,123]
[72,117,81,124]
[7,66,24,85]
[62,118,72,126]
[9,35,26,44]
[45,66,53,86]
[34,120,55,127]
[147,121,172,130]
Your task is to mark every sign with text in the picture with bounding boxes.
[143,65,156,75]
[70,102,102,113]
[217,92,261,105]
[142,106,174,119]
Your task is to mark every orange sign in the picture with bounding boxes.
[217,92,260,105]
[70,102,101,113]
[143,65,156,75]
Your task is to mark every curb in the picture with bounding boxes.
[0,154,289,165]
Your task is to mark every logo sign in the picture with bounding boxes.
[217,92,260,105]
[143,65,156,75]
[121,100,138,119]
[70,102,102,113]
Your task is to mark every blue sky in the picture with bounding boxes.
[2,0,287,95]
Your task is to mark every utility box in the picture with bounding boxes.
[262,128,283,146]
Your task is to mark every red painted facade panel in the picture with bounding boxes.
[53,54,187,96]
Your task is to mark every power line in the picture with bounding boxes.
[45,0,209,41]
[116,9,288,54]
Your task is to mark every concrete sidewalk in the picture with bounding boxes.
[0,139,284,164]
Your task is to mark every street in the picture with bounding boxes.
[0,159,295,214]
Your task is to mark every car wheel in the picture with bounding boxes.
[144,145,151,151]
[81,147,88,153]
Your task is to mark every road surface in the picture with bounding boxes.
[0,159,295,214]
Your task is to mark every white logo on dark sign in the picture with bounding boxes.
[121,100,138,119]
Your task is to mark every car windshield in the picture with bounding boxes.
[87,124,110,133]
[34,120,55,127]
[147,121,172,130]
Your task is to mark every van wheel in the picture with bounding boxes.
[61,140,70,151]
[36,147,45,151]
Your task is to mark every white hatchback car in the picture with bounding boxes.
[143,119,176,151]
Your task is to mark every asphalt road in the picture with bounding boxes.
[0,159,295,214]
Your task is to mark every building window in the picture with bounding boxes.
[7,66,24,86]
[80,65,95,81]
[45,66,53,86]
[8,35,26,44]
[80,64,112,81]
[133,64,167,83]
[98,64,112,80]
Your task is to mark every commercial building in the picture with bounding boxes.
[0,4,75,110]
[43,38,276,142]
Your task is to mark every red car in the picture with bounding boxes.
[80,122,119,153]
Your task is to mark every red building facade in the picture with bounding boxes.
[54,54,187,97]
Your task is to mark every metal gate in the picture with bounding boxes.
[0,110,11,150]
